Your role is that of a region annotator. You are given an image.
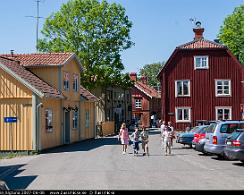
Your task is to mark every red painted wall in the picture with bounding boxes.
[160,49,242,130]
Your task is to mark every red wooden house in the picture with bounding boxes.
[157,23,244,130]
[130,72,161,128]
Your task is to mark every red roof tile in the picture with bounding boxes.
[0,56,63,98]
[1,53,75,67]
[177,39,226,49]
[135,81,160,99]
[80,86,98,101]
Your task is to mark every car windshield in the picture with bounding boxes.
[190,126,200,133]
[206,123,217,133]
[199,126,208,134]
[229,131,242,140]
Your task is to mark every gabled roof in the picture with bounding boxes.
[0,56,63,99]
[157,39,235,79]
[80,86,98,101]
[1,53,83,71]
[177,39,227,49]
[134,81,160,99]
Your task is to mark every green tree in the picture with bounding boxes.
[218,4,244,64]
[38,0,134,89]
[139,62,164,88]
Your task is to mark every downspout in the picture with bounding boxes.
[36,102,43,151]
[32,94,37,151]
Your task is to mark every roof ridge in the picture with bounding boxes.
[177,38,226,49]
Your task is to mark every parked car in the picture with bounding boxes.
[192,125,210,148]
[224,129,244,163]
[194,122,217,154]
[204,120,244,158]
[0,180,9,190]
[178,125,208,147]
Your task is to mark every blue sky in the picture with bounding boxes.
[0,0,243,73]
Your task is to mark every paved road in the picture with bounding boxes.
[1,129,244,190]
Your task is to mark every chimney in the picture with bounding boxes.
[129,72,137,81]
[10,50,14,57]
[193,21,204,40]
[140,76,148,85]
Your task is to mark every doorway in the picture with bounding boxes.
[64,111,70,144]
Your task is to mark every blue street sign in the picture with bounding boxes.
[4,117,17,123]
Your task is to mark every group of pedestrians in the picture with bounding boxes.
[118,121,175,156]
[118,123,149,156]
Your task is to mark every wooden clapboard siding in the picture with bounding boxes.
[0,68,32,98]
[80,101,95,140]
[0,99,32,151]
[40,99,62,150]
[160,49,242,130]
[30,67,59,90]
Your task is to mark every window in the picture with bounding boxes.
[85,110,90,128]
[175,80,190,97]
[176,107,191,122]
[220,124,238,134]
[215,80,231,96]
[194,56,209,69]
[72,110,78,129]
[216,107,232,120]
[45,109,53,132]
[135,99,142,108]
[63,72,69,91]
[73,74,79,92]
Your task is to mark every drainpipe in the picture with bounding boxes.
[36,102,43,151]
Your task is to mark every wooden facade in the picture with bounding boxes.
[158,26,243,130]
[91,86,132,134]
[130,73,161,128]
[0,53,98,152]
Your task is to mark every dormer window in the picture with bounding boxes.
[194,56,209,69]
[64,72,69,91]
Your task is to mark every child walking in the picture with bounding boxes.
[118,123,129,155]
[140,126,149,156]
[131,127,140,156]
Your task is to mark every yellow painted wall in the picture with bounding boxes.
[0,68,32,98]
[80,101,95,140]
[0,68,33,151]
[30,67,59,90]
[0,99,32,151]
[61,60,81,101]
[40,99,62,150]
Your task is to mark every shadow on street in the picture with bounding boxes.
[0,164,37,190]
[42,137,119,154]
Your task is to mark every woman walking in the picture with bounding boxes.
[118,123,130,155]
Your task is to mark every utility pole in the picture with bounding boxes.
[26,0,43,52]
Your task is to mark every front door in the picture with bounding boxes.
[64,111,70,144]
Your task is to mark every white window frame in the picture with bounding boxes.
[215,107,232,121]
[175,107,191,123]
[215,80,231,97]
[72,110,78,129]
[194,56,209,69]
[135,99,142,108]
[63,72,70,91]
[45,109,53,132]
[73,74,79,92]
[175,80,190,97]
[85,110,90,128]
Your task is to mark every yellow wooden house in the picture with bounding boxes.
[0,53,98,152]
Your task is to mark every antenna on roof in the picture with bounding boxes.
[25,0,44,52]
